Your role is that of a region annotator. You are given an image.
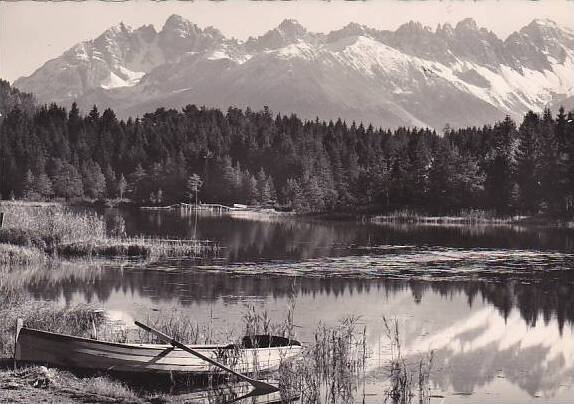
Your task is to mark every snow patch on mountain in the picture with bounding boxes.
[101,67,145,89]
[334,36,415,76]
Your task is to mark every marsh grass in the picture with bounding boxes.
[0,203,104,250]
[56,237,214,260]
[383,316,434,404]
[278,316,368,403]
[373,209,515,225]
[0,203,217,261]
[0,244,45,266]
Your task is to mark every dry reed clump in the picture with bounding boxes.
[2,204,106,249]
[134,312,208,345]
[383,316,434,404]
[0,288,104,358]
[278,316,368,403]
[56,237,214,260]
[0,244,45,266]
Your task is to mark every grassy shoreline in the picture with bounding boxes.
[0,202,218,263]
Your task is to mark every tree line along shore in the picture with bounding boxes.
[1,79,574,220]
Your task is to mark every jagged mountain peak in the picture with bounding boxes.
[396,20,432,35]
[93,22,135,46]
[436,23,454,37]
[106,21,132,34]
[277,18,307,35]
[160,14,225,41]
[326,22,375,44]
[455,18,479,32]
[158,14,226,60]
[134,24,158,43]
[520,18,573,40]
[162,14,194,32]
[246,18,310,51]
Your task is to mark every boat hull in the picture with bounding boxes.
[16,327,303,375]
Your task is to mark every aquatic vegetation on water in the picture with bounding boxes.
[372,209,517,225]
[56,237,215,260]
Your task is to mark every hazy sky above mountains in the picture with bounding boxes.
[1,0,573,83]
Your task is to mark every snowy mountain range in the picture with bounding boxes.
[14,15,574,128]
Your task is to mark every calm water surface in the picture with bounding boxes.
[19,209,574,403]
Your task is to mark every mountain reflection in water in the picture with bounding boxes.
[6,209,574,402]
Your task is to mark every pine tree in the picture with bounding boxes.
[129,164,147,202]
[283,178,306,212]
[22,169,38,200]
[555,107,571,213]
[52,161,84,199]
[118,174,128,201]
[537,109,559,212]
[186,173,203,205]
[255,168,273,205]
[485,116,517,214]
[516,111,541,213]
[241,171,258,204]
[82,160,106,199]
[104,164,117,198]
[35,171,54,200]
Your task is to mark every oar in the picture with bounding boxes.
[134,321,278,393]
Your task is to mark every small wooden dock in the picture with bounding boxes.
[177,203,234,213]
[141,203,235,213]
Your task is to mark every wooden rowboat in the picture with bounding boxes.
[15,326,303,376]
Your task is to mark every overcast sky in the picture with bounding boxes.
[1,0,573,83]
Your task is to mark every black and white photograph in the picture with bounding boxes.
[1,0,573,402]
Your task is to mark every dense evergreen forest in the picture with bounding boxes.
[1,80,573,216]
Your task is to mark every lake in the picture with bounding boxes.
[15,208,574,403]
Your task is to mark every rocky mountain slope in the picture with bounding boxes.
[14,15,574,128]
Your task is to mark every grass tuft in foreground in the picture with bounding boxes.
[0,366,141,403]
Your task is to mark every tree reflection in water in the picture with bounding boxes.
[4,209,574,402]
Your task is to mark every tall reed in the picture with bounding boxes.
[278,316,368,403]
[382,316,434,404]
